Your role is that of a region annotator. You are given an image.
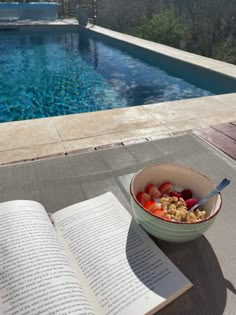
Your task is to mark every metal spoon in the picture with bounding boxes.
[189,178,231,212]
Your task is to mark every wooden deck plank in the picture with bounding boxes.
[194,127,236,159]
[211,123,236,141]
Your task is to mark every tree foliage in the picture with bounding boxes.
[176,0,236,63]
[137,6,191,48]
[96,0,236,65]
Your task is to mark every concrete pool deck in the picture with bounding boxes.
[0,21,236,165]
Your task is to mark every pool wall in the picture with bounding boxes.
[0,2,59,21]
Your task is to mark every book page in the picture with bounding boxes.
[0,200,98,315]
[53,192,192,315]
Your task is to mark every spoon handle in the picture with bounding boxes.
[189,178,231,212]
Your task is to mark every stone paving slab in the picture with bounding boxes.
[0,118,61,151]
[52,107,164,141]
[0,143,65,165]
[144,94,236,124]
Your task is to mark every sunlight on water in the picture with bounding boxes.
[0,30,213,122]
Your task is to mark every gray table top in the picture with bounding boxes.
[1,133,235,315]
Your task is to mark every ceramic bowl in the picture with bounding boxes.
[130,164,222,242]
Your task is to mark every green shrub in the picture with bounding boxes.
[137,6,191,49]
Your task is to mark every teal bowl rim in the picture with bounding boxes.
[130,163,222,225]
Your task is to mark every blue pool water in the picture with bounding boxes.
[0,29,234,122]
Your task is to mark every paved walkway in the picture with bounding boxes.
[0,21,236,165]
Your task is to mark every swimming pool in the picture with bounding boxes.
[0,28,235,122]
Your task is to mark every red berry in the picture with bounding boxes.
[163,215,171,221]
[153,209,164,218]
[170,191,182,199]
[181,189,193,200]
[136,192,153,206]
[158,182,174,195]
[185,198,198,210]
[145,184,162,198]
[144,201,162,213]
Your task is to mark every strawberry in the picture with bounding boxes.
[158,182,173,195]
[145,183,162,198]
[185,198,198,210]
[170,191,182,199]
[163,215,171,221]
[181,189,193,200]
[144,200,162,213]
[153,209,164,218]
[136,192,153,206]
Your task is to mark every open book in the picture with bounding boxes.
[0,192,192,315]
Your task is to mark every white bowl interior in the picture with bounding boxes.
[132,164,221,217]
